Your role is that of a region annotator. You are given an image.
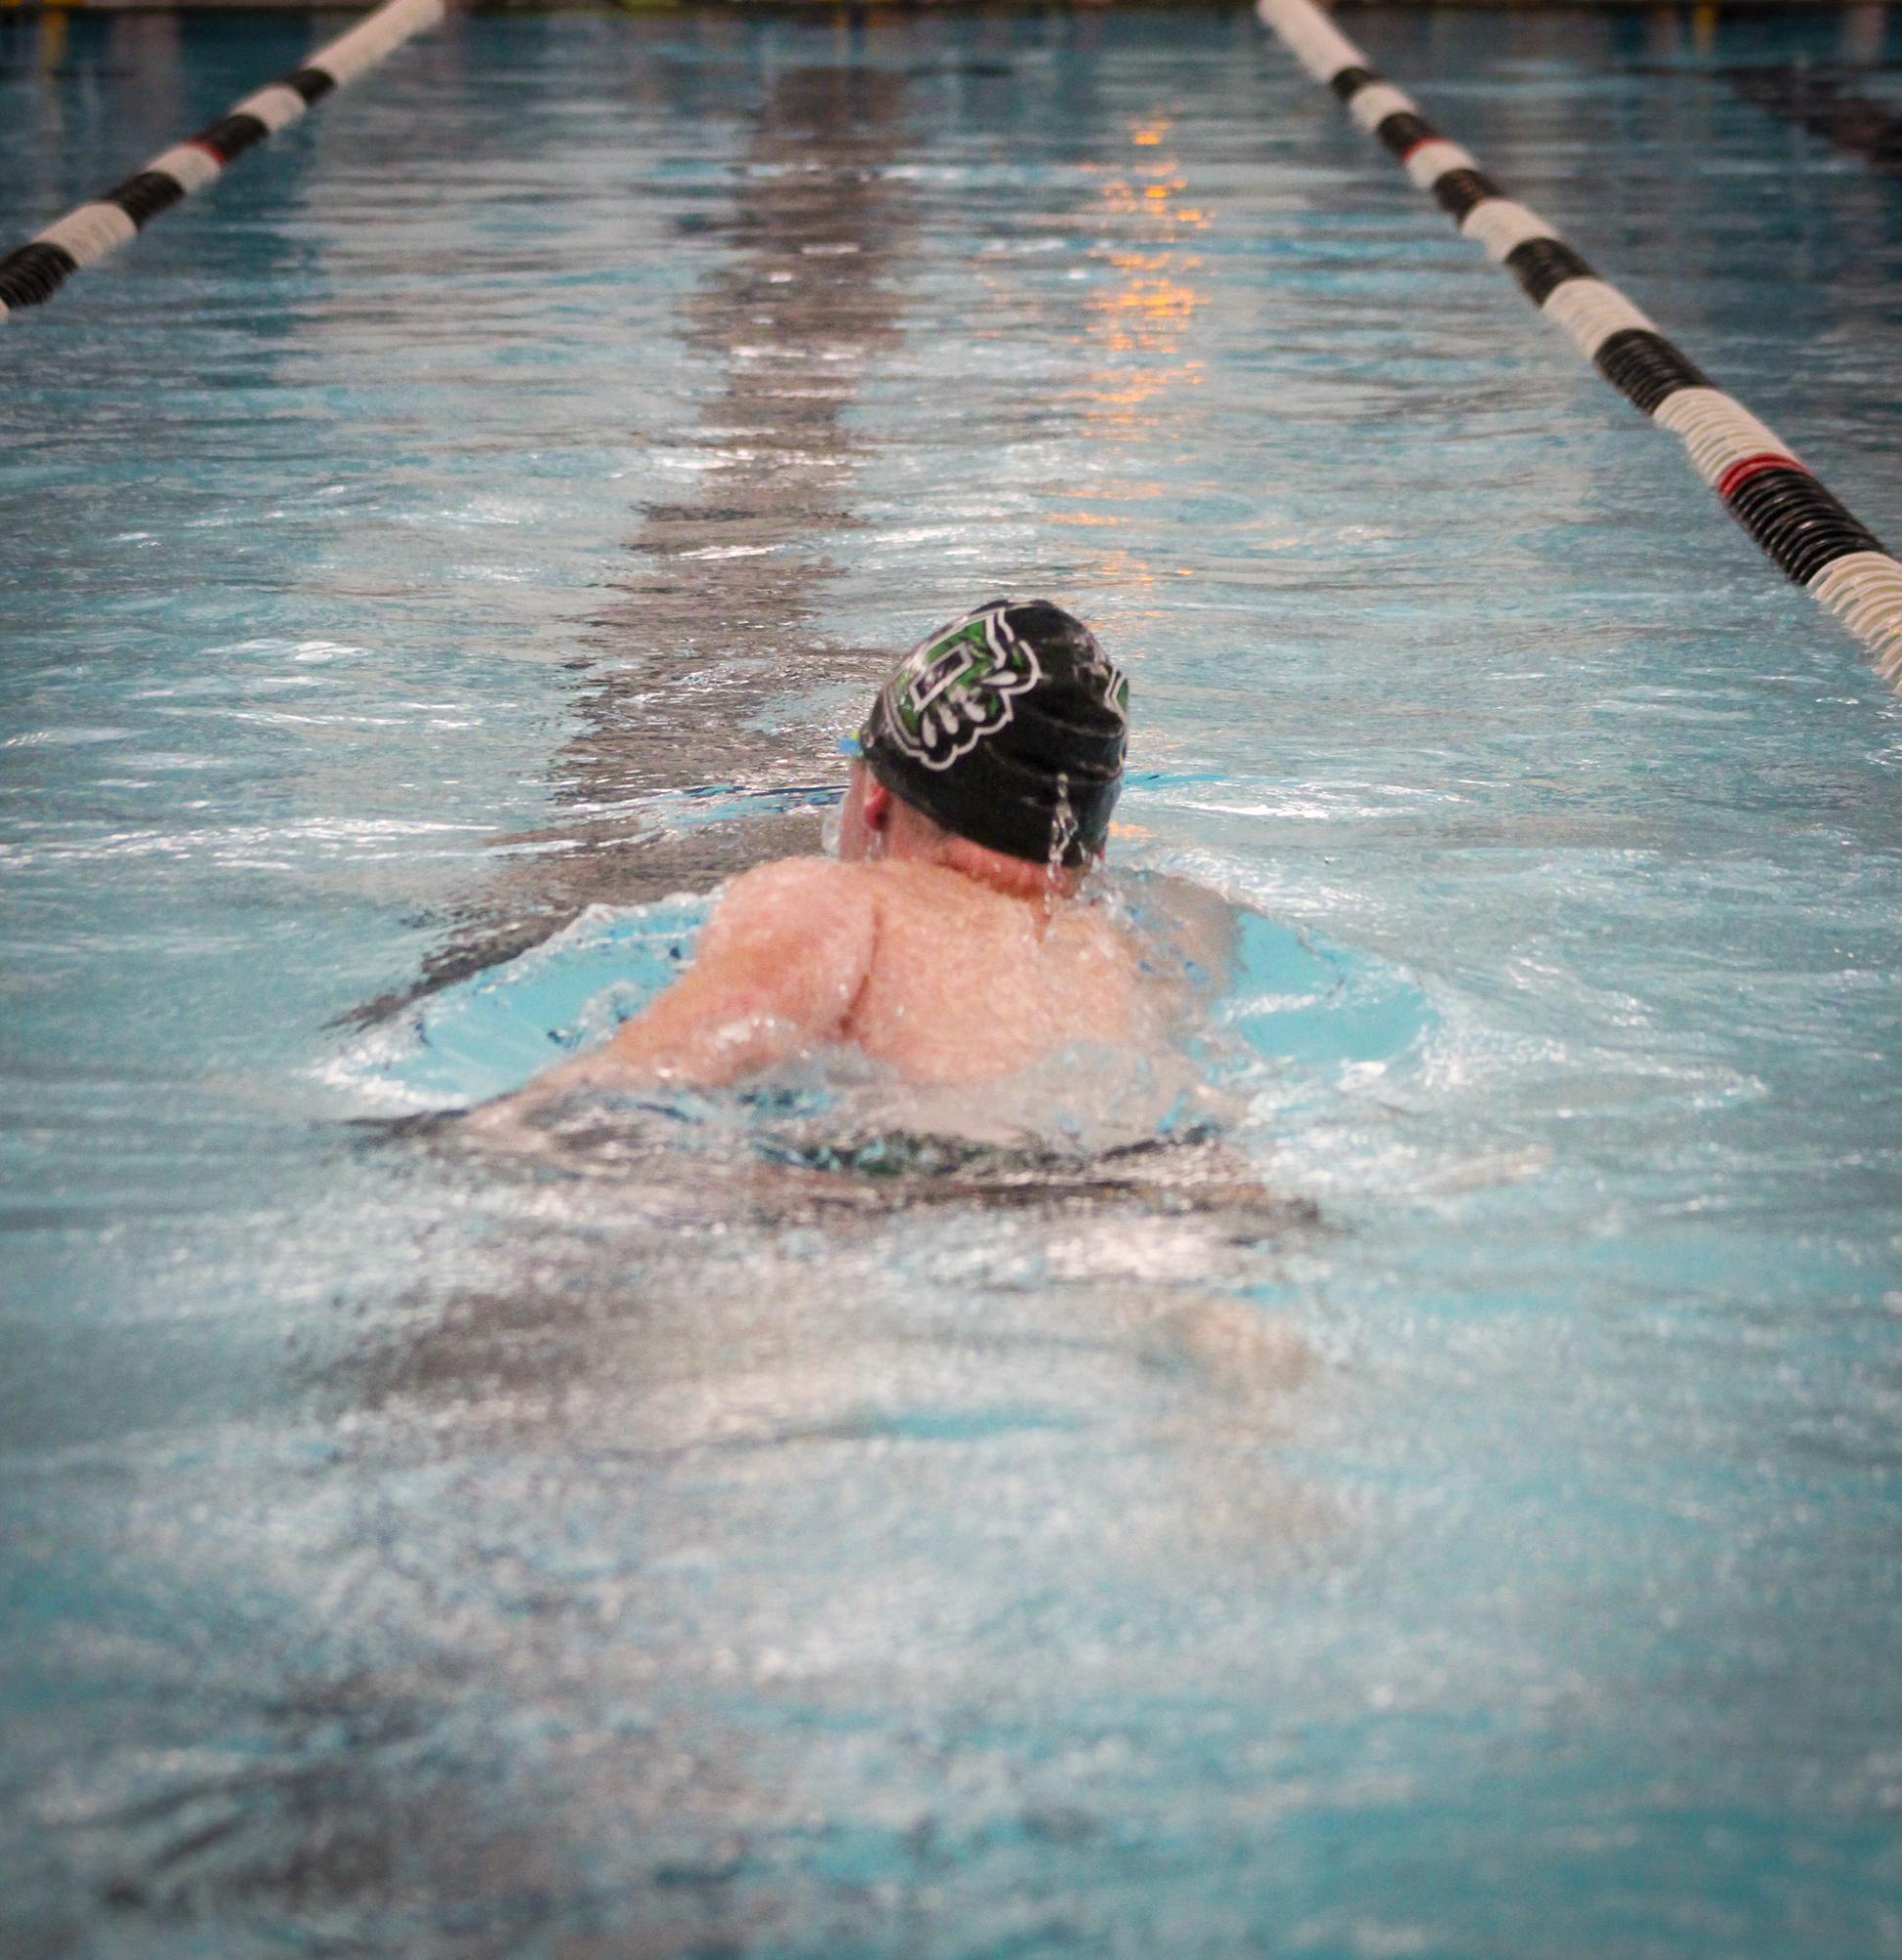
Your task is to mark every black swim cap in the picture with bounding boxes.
[858,598,1130,868]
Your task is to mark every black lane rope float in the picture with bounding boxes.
[0,0,446,322]
[1255,0,1902,688]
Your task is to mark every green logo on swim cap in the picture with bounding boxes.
[880,605,1042,773]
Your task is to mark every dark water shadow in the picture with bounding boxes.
[1722,63,1902,174]
[370,56,920,1024]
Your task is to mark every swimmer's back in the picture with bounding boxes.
[486,853,1156,1116]
[843,859,1150,1085]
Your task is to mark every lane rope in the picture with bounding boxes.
[1255,0,1902,689]
[0,0,447,322]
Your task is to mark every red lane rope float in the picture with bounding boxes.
[0,0,447,322]
[1716,454,1809,502]
[1255,0,1902,689]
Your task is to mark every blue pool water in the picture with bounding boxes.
[4,6,1902,1955]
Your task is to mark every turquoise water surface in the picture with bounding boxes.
[4,7,1901,1956]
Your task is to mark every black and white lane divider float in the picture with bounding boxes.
[0,0,446,322]
[1256,0,1902,689]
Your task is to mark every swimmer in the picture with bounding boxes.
[471,598,1147,1124]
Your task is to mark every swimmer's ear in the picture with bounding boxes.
[862,777,892,829]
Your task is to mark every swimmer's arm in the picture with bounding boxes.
[470,859,877,1122]
[593,858,877,1082]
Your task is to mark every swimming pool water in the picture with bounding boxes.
[4,7,1901,1956]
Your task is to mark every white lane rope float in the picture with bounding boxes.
[1255,0,1902,688]
[0,0,447,323]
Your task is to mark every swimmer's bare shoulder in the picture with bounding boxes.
[469,858,875,1129]
[601,856,876,1084]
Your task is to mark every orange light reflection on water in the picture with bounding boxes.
[1062,116,1210,606]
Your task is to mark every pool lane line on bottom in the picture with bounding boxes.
[1254,0,1902,691]
[0,0,447,322]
